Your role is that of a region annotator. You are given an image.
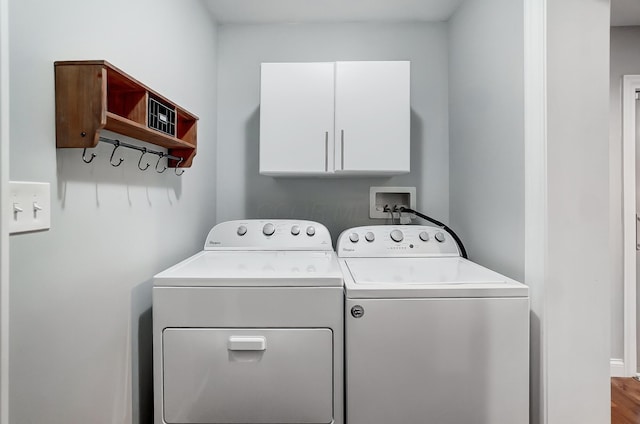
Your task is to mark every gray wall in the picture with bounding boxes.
[609,26,640,363]
[545,0,610,421]
[448,0,525,281]
[8,0,218,422]
[216,22,450,241]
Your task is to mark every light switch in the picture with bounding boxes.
[9,181,50,234]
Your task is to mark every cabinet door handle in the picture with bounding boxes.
[637,214,640,250]
[325,131,329,172]
[341,129,345,170]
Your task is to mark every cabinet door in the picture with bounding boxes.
[260,63,335,175]
[335,61,410,174]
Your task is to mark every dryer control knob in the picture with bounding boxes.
[419,231,429,242]
[435,232,446,243]
[237,225,247,236]
[263,223,275,236]
[306,226,316,237]
[365,232,375,242]
[349,233,359,243]
[291,225,300,236]
[390,229,404,243]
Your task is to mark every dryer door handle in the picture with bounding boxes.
[227,336,266,351]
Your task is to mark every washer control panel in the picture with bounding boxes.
[205,220,332,251]
[336,225,460,257]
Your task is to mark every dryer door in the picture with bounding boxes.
[162,328,334,424]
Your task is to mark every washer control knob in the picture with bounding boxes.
[306,226,316,237]
[237,225,248,236]
[365,232,375,242]
[291,225,300,236]
[349,233,360,243]
[435,232,446,243]
[263,223,275,236]
[419,231,429,242]
[390,229,404,243]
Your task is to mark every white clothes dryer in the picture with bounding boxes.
[153,220,344,424]
[337,225,529,424]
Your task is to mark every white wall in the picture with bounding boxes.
[448,0,525,281]
[8,0,218,422]
[0,0,9,420]
[448,2,611,423]
[545,0,611,422]
[609,26,640,364]
[216,22,450,240]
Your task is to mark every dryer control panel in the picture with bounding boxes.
[336,225,460,257]
[205,220,333,251]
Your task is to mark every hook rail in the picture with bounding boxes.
[80,137,186,175]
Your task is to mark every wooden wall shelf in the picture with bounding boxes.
[54,60,198,167]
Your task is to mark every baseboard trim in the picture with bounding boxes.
[612,358,626,377]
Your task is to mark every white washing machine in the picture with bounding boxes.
[153,220,344,424]
[337,225,529,424]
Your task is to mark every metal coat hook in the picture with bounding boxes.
[82,148,96,164]
[109,141,124,167]
[155,154,167,173]
[89,136,186,175]
[174,158,185,176]
[137,148,150,171]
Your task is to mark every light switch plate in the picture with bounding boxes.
[9,181,51,234]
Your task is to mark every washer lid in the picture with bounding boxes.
[342,257,528,298]
[154,251,343,287]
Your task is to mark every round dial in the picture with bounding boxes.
[390,229,404,243]
[365,232,375,242]
[237,225,247,236]
[306,226,316,237]
[419,231,429,242]
[349,233,360,243]
[291,225,300,236]
[435,232,446,242]
[262,223,275,236]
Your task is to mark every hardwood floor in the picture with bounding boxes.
[612,378,640,424]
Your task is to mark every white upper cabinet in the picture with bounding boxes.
[260,61,410,176]
[334,61,410,174]
[260,63,335,175]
